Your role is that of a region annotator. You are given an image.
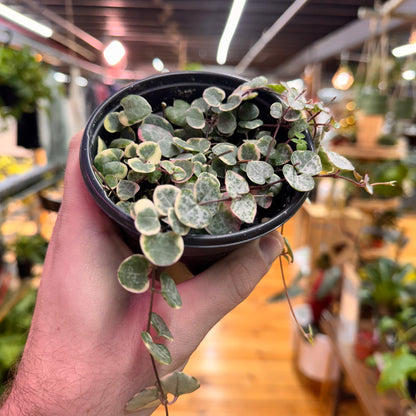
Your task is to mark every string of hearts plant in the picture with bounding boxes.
[91,76,394,414]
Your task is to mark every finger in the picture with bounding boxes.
[172,231,284,343]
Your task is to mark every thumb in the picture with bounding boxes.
[173,231,284,341]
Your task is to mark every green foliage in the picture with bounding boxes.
[11,233,48,265]
[0,46,51,121]
[0,288,37,394]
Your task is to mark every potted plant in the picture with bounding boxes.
[79,71,389,413]
[0,45,51,124]
[11,233,48,279]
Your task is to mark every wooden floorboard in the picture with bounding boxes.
[153,212,372,416]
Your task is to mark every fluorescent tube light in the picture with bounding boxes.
[216,0,246,65]
[392,43,416,58]
[0,3,53,38]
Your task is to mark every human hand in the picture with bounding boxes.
[0,131,284,416]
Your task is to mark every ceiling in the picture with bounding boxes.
[1,0,416,82]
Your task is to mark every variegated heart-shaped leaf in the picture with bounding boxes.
[175,188,212,228]
[116,180,140,201]
[160,272,182,308]
[153,184,180,216]
[203,87,226,107]
[140,232,184,267]
[141,331,172,365]
[119,95,152,126]
[225,170,249,198]
[133,199,161,235]
[291,150,322,175]
[246,161,274,185]
[117,254,152,293]
[231,193,257,223]
[282,164,315,192]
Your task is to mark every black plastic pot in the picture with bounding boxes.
[80,71,312,273]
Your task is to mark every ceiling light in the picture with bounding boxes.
[75,76,88,87]
[332,65,354,91]
[216,0,246,65]
[392,43,416,58]
[53,72,70,83]
[152,57,164,72]
[103,40,126,66]
[0,3,53,38]
[402,69,416,81]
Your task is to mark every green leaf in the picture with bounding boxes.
[116,180,140,201]
[127,157,155,173]
[212,143,237,165]
[326,149,355,171]
[238,102,259,120]
[205,203,241,235]
[269,143,292,166]
[101,161,128,179]
[97,136,107,152]
[142,114,174,133]
[282,164,315,192]
[117,254,152,293]
[164,99,190,127]
[203,87,226,107]
[124,142,140,158]
[246,161,274,185]
[119,95,152,126]
[217,111,237,135]
[188,138,210,154]
[172,160,194,183]
[138,124,178,158]
[219,94,242,111]
[161,372,200,397]
[160,272,182,308]
[140,232,184,267]
[104,112,123,133]
[266,173,283,195]
[291,150,322,175]
[137,141,162,164]
[175,188,212,228]
[133,199,161,235]
[93,148,123,172]
[167,207,190,235]
[153,184,180,216]
[151,312,173,340]
[238,119,263,130]
[194,173,221,215]
[378,352,416,392]
[238,142,260,161]
[225,170,249,198]
[318,147,334,173]
[110,138,134,149]
[185,106,206,129]
[191,97,209,113]
[141,331,172,365]
[124,387,160,412]
[104,174,118,189]
[256,135,273,157]
[231,193,257,223]
[270,102,283,119]
[116,200,132,215]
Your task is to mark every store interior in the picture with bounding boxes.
[1,0,416,415]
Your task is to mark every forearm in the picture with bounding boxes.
[0,330,158,416]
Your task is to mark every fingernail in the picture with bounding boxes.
[259,232,284,265]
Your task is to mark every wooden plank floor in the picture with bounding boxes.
[153,212,375,416]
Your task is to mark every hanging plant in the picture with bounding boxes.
[80,71,393,414]
[0,45,51,122]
